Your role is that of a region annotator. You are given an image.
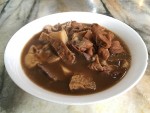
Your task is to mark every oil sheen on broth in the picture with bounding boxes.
[21,21,131,95]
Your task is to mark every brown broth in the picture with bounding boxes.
[21,26,131,95]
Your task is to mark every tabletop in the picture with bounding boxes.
[0,0,150,113]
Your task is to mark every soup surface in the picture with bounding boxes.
[21,21,131,95]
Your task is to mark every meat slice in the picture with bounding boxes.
[91,24,106,35]
[25,42,61,69]
[34,43,60,64]
[49,38,76,64]
[86,47,94,57]
[51,23,62,31]
[71,21,83,30]
[75,38,93,52]
[43,25,52,33]
[69,36,94,61]
[91,24,111,48]
[38,64,64,81]
[107,31,114,42]
[98,48,110,60]
[36,43,51,61]
[69,74,96,90]
[98,60,117,74]
[39,30,75,64]
[72,31,87,39]
[110,41,125,54]
[25,53,40,68]
[84,30,93,41]
[88,54,103,71]
[83,53,91,61]
[103,65,117,74]
[39,32,50,43]
[97,34,111,49]
[82,47,94,61]
[71,37,93,52]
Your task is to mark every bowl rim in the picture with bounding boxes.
[4,12,148,105]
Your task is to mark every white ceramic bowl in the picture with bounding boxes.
[4,12,148,105]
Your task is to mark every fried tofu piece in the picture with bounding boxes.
[69,74,96,90]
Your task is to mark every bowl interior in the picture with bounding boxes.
[4,12,148,105]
